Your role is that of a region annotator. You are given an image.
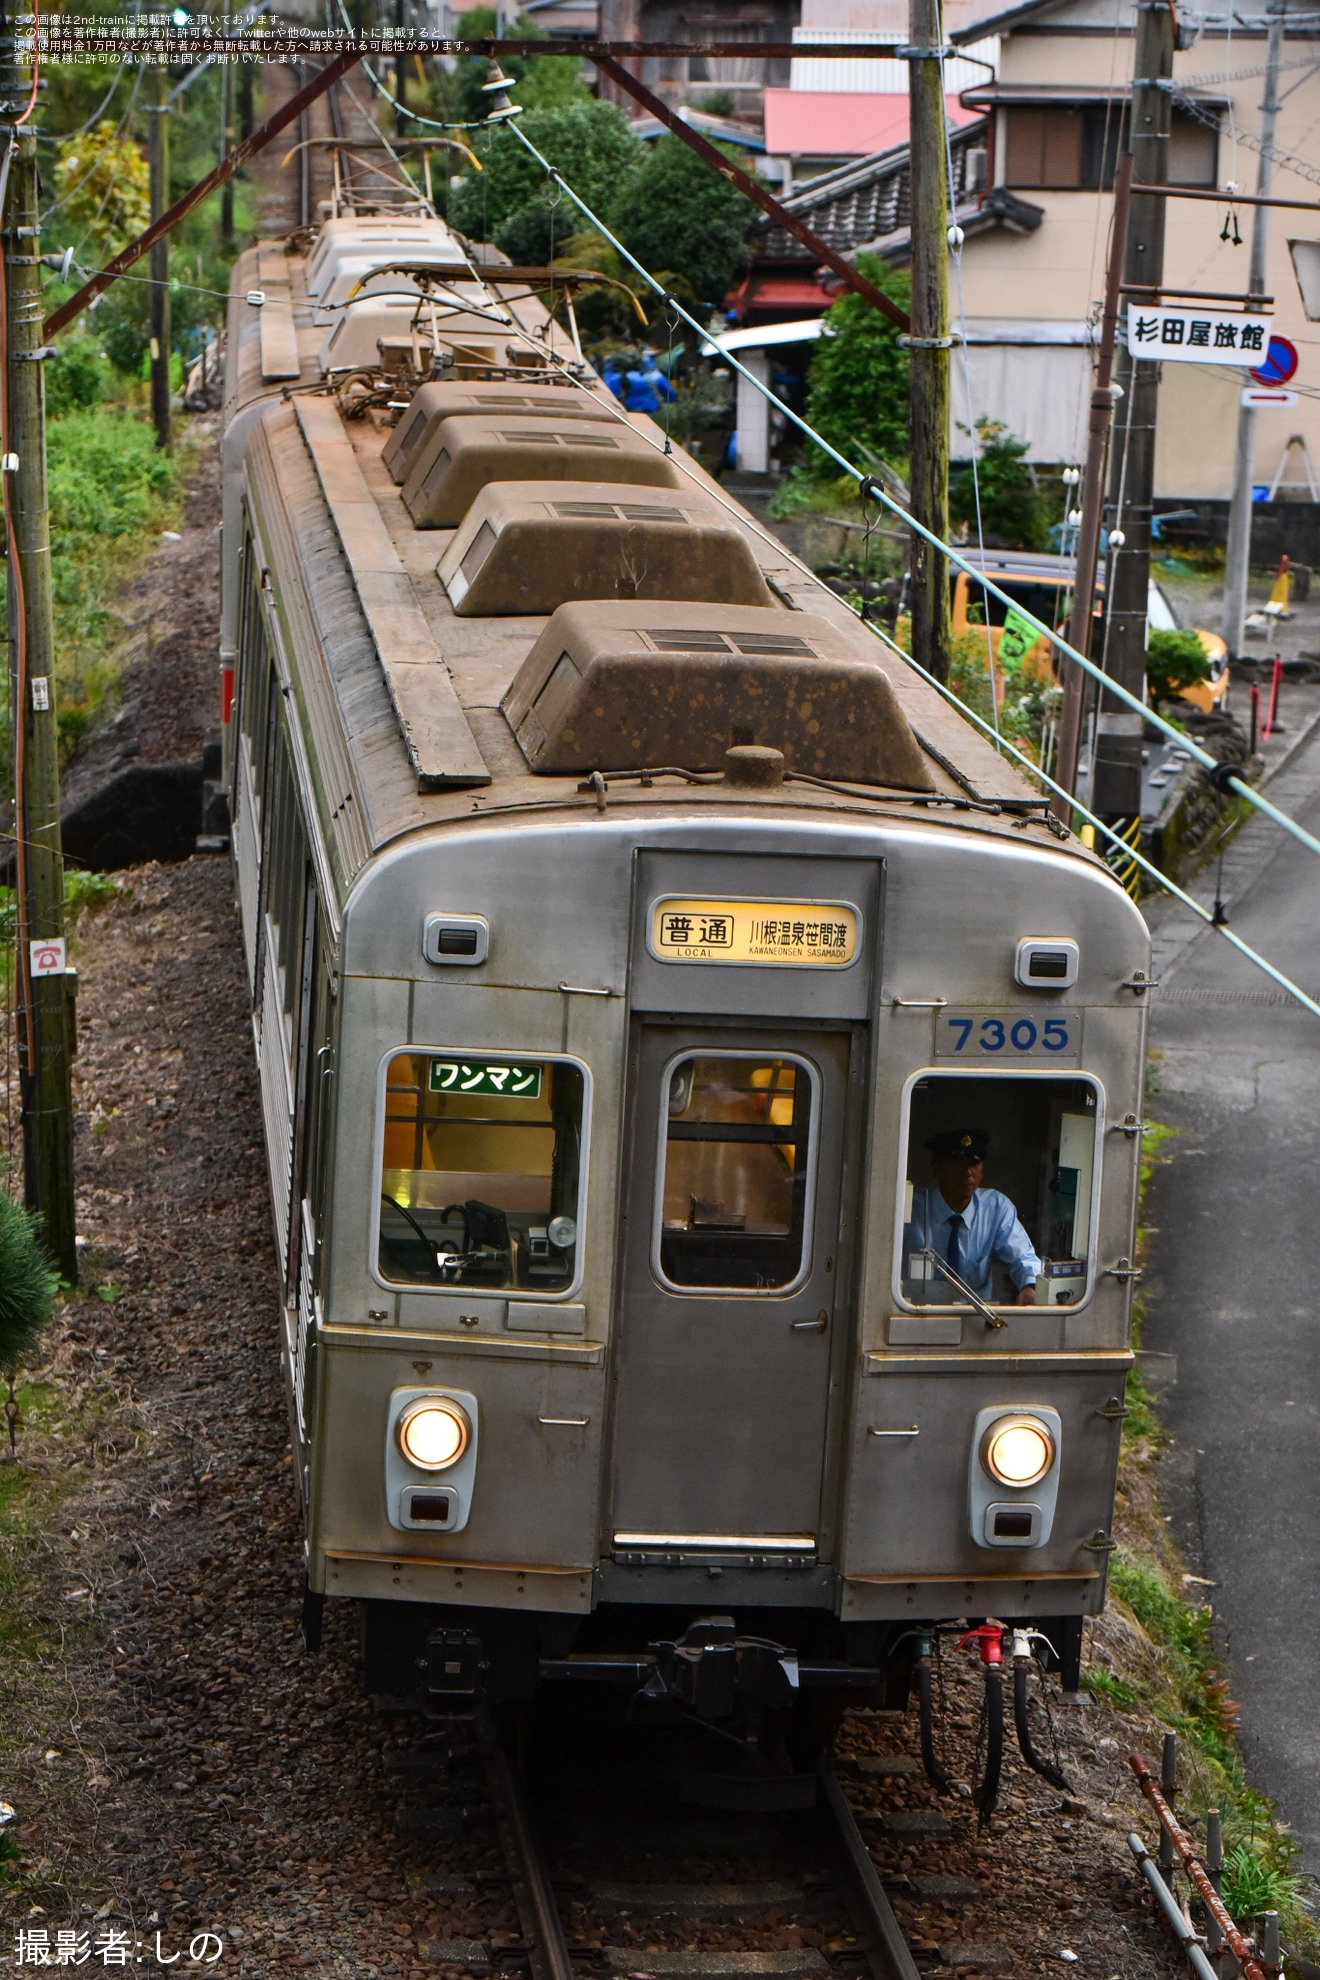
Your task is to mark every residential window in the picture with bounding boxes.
[1003,105,1215,190]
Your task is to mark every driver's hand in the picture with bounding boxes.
[1015,1284,1037,1306]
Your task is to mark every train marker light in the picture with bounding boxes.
[981,1415,1054,1488]
[399,1398,470,1470]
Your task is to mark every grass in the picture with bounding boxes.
[0,406,198,778]
[1096,1107,1318,1949]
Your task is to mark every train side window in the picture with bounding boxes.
[656,1054,816,1292]
[898,1075,1099,1309]
[377,1051,586,1293]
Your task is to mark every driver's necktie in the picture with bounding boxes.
[945,1212,966,1284]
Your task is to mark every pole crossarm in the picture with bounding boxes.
[591,53,910,333]
[506,117,1320,875]
[44,53,361,336]
[1133,181,1320,210]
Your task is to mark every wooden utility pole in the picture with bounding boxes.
[1054,148,1134,821]
[1093,0,1174,821]
[906,0,952,681]
[220,0,235,245]
[1222,0,1285,659]
[3,27,78,1280]
[148,64,172,451]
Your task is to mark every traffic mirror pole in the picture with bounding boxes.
[1054,149,1133,822]
[2,15,77,1281]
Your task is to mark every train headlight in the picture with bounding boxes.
[981,1415,1054,1487]
[398,1398,471,1471]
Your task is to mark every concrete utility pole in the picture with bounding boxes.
[1093,0,1175,822]
[1222,0,1286,659]
[1055,149,1134,821]
[907,0,953,681]
[2,29,78,1280]
[148,63,171,452]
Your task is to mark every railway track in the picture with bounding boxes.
[375,1700,978,1980]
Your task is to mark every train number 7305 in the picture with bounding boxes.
[934,1009,1079,1058]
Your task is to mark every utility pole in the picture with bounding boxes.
[148,63,171,452]
[907,0,953,681]
[1054,149,1133,821]
[220,0,234,246]
[1222,0,1286,659]
[3,20,78,1280]
[395,0,407,133]
[1093,0,1175,823]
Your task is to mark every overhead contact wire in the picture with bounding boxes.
[504,117,1320,872]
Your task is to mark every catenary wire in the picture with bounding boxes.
[418,111,1320,1018]
[500,117,1320,872]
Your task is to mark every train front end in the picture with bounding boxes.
[310,797,1148,1733]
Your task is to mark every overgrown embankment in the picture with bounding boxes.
[1097,1117,1316,1953]
[0,389,198,785]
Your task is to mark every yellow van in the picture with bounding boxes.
[950,550,1228,712]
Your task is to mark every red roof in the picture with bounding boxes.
[726,269,837,322]
[763,89,980,157]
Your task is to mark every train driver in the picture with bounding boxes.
[904,1128,1041,1306]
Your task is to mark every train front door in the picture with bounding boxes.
[607,1023,851,1549]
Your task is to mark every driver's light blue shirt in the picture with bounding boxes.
[903,1185,1041,1297]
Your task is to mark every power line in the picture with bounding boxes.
[503,113,1320,871]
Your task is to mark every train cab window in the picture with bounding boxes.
[377,1052,586,1292]
[898,1076,1099,1309]
[656,1054,816,1291]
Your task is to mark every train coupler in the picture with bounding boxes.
[424,1626,487,1699]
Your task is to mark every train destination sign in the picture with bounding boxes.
[1126,304,1272,364]
[428,1059,543,1098]
[651,896,859,966]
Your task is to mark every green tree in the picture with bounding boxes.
[951,417,1050,549]
[433,6,590,125]
[0,1193,58,1453]
[449,100,642,244]
[608,134,755,308]
[803,255,910,475]
[53,120,150,263]
[1146,627,1211,701]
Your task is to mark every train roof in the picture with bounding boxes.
[223,225,1105,910]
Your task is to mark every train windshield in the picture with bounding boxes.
[378,1052,585,1292]
[899,1075,1099,1309]
[657,1054,816,1290]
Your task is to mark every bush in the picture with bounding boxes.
[449,101,642,244]
[0,1193,58,1379]
[803,256,910,477]
[951,418,1050,549]
[1147,626,1211,701]
[45,333,112,416]
[607,134,757,308]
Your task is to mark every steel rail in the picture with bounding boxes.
[1129,1754,1269,1980]
[818,1768,923,1980]
[475,1708,574,1980]
[1127,1834,1221,1980]
[505,117,1320,877]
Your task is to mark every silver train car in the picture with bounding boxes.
[220,208,1149,1745]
